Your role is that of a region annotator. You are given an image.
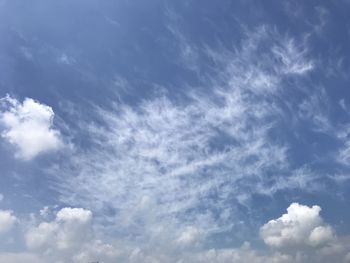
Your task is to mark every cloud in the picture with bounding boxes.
[336,124,350,166]
[260,203,334,249]
[0,203,349,262]
[175,203,350,263]
[25,207,119,263]
[26,207,92,251]
[182,242,294,263]
[57,53,76,65]
[259,203,350,263]
[46,26,320,255]
[175,226,203,247]
[0,95,63,160]
[297,87,333,134]
[272,37,314,75]
[0,210,17,233]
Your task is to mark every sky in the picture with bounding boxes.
[0,0,350,262]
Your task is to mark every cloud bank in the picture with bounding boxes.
[0,203,349,262]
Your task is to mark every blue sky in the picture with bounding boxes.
[0,0,350,262]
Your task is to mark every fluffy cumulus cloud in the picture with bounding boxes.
[260,203,350,263]
[0,210,17,233]
[0,95,63,160]
[25,207,119,263]
[260,203,334,249]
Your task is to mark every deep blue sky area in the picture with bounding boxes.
[0,1,350,262]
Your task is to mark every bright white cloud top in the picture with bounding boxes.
[0,95,63,160]
[260,203,335,249]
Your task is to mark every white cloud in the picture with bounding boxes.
[0,95,63,160]
[272,37,314,75]
[297,87,333,134]
[39,206,50,219]
[56,207,92,223]
[260,203,334,249]
[57,53,76,65]
[259,203,350,262]
[26,207,92,251]
[25,207,119,263]
[308,225,334,247]
[175,226,202,247]
[182,243,294,263]
[0,210,17,233]
[337,125,350,166]
[0,203,349,262]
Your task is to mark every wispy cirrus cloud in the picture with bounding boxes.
[49,26,317,255]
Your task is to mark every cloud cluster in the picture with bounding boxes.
[0,95,63,160]
[1,203,349,262]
